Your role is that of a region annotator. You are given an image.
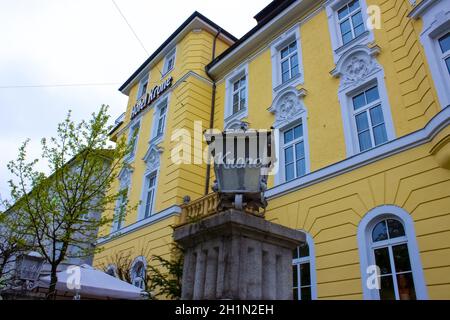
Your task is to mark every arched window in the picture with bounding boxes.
[358,206,428,300]
[292,233,317,300]
[130,257,147,290]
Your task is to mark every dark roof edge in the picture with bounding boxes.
[206,0,296,73]
[118,11,237,93]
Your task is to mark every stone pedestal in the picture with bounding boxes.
[173,209,305,300]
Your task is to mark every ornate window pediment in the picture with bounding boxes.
[268,88,307,129]
[117,166,133,188]
[331,45,381,90]
[143,144,163,172]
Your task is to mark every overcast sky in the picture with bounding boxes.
[0,0,271,201]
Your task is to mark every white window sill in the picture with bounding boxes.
[273,73,303,93]
[224,108,248,128]
[334,31,371,56]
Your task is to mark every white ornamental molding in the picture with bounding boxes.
[118,166,133,187]
[331,45,381,90]
[143,144,163,172]
[268,87,307,128]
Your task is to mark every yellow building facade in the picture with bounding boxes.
[94,1,450,300]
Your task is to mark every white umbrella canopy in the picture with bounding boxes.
[40,264,148,300]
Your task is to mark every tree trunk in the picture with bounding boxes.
[47,264,58,300]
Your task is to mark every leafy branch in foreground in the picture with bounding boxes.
[5,105,136,299]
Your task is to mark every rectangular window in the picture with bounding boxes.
[113,189,128,231]
[232,75,247,114]
[283,123,306,182]
[337,0,365,45]
[438,32,450,75]
[156,103,167,137]
[280,41,300,84]
[143,173,157,219]
[128,124,140,159]
[292,243,312,300]
[163,49,176,75]
[352,85,388,152]
[137,77,148,99]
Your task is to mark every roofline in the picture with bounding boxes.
[118,11,237,93]
[206,0,296,74]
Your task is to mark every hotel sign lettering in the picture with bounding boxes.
[130,76,173,120]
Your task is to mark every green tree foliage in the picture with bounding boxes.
[5,105,135,299]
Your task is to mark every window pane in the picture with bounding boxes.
[282,71,290,83]
[284,129,294,143]
[358,131,372,151]
[352,12,363,28]
[372,220,388,242]
[293,247,299,260]
[373,124,388,146]
[285,163,295,181]
[285,146,294,163]
[349,0,360,12]
[352,92,366,110]
[281,59,290,73]
[281,47,289,59]
[300,263,311,286]
[290,54,298,68]
[342,32,353,45]
[438,32,450,53]
[289,41,297,53]
[293,265,298,286]
[144,190,153,217]
[445,57,450,75]
[294,124,303,139]
[233,94,239,113]
[369,105,384,125]
[296,159,306,177]
[299,242,309,258]
[354,24,365,37]
[295,141,305,159]
[338,6,349,20]
[366,86,380,104]
[379,275,396,300]
[355,112,369,132]
[293,288,299,300]
[387,219,405,239]
[392,244,412,273]
[300,287,312,300]
[233,81,239,91]
[374,247,392,275]
[240,88,246,108]
[340,19,352,36]
[240,76,246,86]
[397,272,416,300]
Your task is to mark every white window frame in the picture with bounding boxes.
[326,0,374,63]
[270,25,303,94]
[438,31,450,78]
[140,171,158,220]
[292,233,317,300]
[335,0,366,46]
[130,256,147,290]
[280,121,307,183]
[224,64,249,128]
[337,65,396,157]
[126,120,141,162]
[137,76,149,99]
[350,84,389,153]
[151,94,170,144]
[413,0,450,109]
[269,88,310,186]
[357,205,428,300]
[162,48,176,76]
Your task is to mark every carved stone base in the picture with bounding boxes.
[173,209,305,300]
